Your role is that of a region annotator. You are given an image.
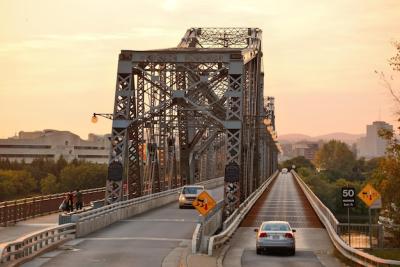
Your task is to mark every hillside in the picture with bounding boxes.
[279,132,363,144]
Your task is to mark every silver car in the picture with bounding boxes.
[178,185,204,208]
[254,221,296,255]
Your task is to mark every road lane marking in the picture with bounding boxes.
[121,219,197,222]
[83,237,191,242]
[18,223,58,226]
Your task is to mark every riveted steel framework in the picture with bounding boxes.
[105,28,280,215]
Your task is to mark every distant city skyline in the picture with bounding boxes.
[0,0,399,138]
[357,121,393,158]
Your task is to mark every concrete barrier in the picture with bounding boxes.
[196,200,224,253]
[0,224,75,266]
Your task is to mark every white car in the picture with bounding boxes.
[254,221,296,255]
[281,168,288,174]
[178,185,205,208]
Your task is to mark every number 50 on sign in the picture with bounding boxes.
[342,187,356,207]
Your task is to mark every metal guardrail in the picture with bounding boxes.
[292,170,400,267]
[0,188,105,226]
[337,223,384,249]
[207,171,279,256]
[0,223,75,266]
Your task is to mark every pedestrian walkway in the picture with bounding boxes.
[0,213,59,244]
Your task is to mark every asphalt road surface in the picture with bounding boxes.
[23,186,223,267]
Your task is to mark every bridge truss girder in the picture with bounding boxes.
[105,28,280,216]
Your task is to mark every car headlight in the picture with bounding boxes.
[179,195,186,201]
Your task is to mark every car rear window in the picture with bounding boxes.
[262,223,290,231]
[182,187,203,194]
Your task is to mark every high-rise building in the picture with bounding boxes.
[0,130,110,163]
[357,121,393,158]
[292,141,322,161]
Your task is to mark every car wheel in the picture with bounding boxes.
[256,248,262,255]
[289,248,295,256]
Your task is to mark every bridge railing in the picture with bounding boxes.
[0,223,75,266]
[0,188,105,226]
[337,223,384,249]
[292,170,400,267]
[206,171,279,256]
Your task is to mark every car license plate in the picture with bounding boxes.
[273,235,279,240]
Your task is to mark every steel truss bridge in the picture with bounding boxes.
[3,28,400,267]
[104,27,281,216]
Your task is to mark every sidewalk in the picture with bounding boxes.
[162,240,221,267]
[0,213,59,244]
[186,253,220,267]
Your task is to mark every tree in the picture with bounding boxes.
[389,41,400,72]
[40,173,60,194]
[314,140,356,180]
[0,170,36,201]
[375,42,400,109]
[280,156,315,170]
[55,156,68,176]
[370,41,400,245]
[59,163,107,192]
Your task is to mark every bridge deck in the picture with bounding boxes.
[241,172,322,228]
[224,173,345,267]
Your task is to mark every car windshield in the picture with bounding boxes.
[182,187,203,194]
[262,223,290,231]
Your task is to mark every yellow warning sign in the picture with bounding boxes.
[192,191,216,216]
[358,183,381,207]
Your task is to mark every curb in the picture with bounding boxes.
[217,245,230,267]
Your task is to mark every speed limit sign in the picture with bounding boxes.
[342,187,356,207]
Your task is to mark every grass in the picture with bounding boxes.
[364,248,400,261]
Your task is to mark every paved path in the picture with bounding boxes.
[0,213,58,244]
[224,173,348,267]
[22,186,223,267]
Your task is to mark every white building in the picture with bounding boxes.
[357,121,393,159]
[0,130,111,163]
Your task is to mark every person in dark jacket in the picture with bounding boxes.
[75,189,83,210]
[66,191,74,212]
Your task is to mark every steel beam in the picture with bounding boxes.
[105,28,281,210]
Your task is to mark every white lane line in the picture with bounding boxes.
[83,237,191,242]
[121,219,197,222]
[265,200,299,202]
[18,223,58,226]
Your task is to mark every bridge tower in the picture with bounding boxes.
[104,28,280,216]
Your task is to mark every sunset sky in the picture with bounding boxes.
[0,0,399,139]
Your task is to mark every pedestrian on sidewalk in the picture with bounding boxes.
[59,194,68,212]
[75,189,83,210]
[66,191,74,212]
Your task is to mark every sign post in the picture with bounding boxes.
[357,183,381,249]
[342,186,356,246]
